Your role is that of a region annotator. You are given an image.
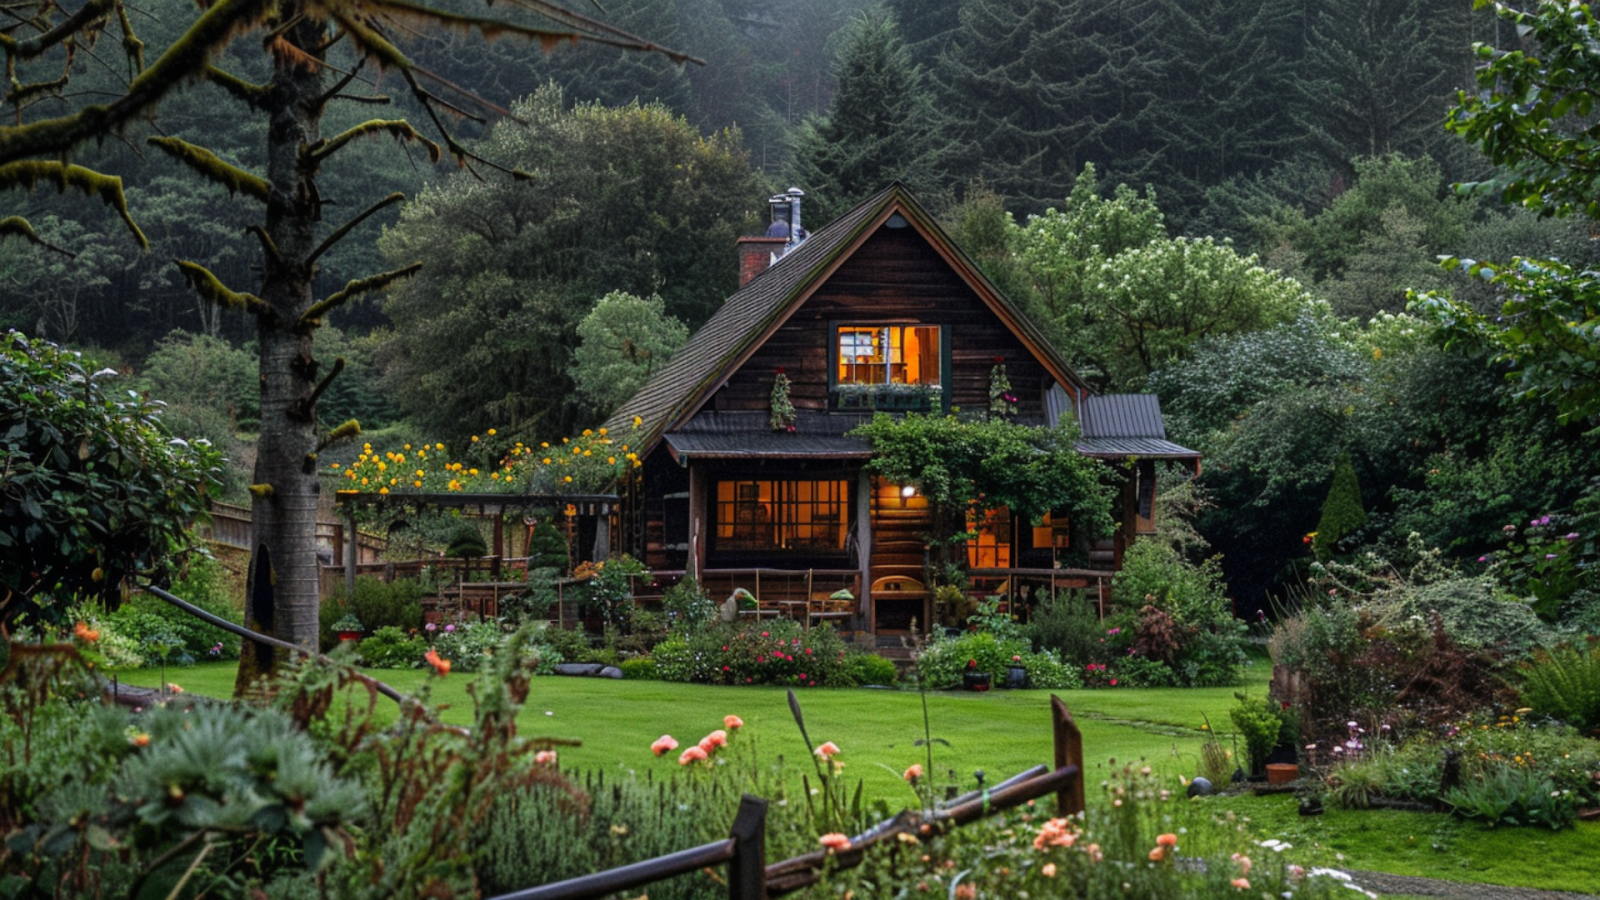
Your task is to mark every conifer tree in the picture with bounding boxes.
[1313,451,1366,559]
[789,10,940,223]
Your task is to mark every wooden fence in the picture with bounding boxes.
[486,696,1085,900]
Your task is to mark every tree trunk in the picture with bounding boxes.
[237,13,328,692]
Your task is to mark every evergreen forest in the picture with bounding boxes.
[3,0,1598,612]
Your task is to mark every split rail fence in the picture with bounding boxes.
[486,696,1086,900]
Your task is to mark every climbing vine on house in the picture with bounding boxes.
[770,367,797,431]
[850,413,1116,569]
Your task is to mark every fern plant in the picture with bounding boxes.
[1519,642,1600,733]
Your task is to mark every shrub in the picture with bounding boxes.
[319,576,425,650]
[661,576,717,633]
[101,557,244,666]
[1110,540,1245,686]
[500,567,560,627]
[358,626,426,669]
[652,620,853,687]
[1026,590,1103,667]
[428,620,510,672]
[846,653,899,686]
[1518,641,1600,733]
[1446,766,1579,829]
[580,555,649,631]
[1313,450,1366,559]
[618,657,658,679]
[1229,693,1291,776]
[916,631,1080,690]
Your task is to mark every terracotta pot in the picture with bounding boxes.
[1266,763,1299,784]
[338,631,362,642]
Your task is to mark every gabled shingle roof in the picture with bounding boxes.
[603,183,1089,455]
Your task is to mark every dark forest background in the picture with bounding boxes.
[5,0,1594,606]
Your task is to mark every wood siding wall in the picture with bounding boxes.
[709,227,1053,417]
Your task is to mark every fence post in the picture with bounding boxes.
[1051,694,1085,817]
[728,794,768,900]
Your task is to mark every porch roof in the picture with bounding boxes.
[664,431,872,462]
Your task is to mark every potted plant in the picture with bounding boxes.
[333,613,365,642]
[962,658,991,692]
[1005,654,1028,689]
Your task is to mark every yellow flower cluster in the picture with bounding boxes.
[330,424,646,496]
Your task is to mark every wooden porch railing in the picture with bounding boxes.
[486,696,1085,900]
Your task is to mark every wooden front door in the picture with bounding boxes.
[868,477,932,632]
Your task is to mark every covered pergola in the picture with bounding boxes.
[330,490,619,598]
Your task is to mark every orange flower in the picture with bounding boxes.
[698,736,716,753]
[534,750,558,765]
[1149,846,1166,862]
[953,884,976,900]
[424,648,451,676]
[815,741,841,759]
[707,729,728,747]
[1085,843,1102,863]
[1231,853,1252,875]
[1156,833,1178,848]
[130,732,150,748]
[1231,878,1250,890]
[652,735,679,756]
[904,763,924,782]
[1040,863,1057,878]
[678,745,708,765]
[72,620,99,642]
[724,714,743,730]
[1032,818,1076,851]
[166,683,183,694]
[818,833,851,851]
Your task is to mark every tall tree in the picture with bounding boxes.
[571,290,689,418]
[378,87,763,443]
[0,0,692,666]
[789,9,941,223]
[933,0,1168,212]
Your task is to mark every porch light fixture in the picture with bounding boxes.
[899,484,917,507]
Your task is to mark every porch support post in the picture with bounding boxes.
[856,469,872,629]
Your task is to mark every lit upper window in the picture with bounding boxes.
[837,325,941,387]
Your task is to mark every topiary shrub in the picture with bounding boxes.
[1312,451,1366,559]
[618,657,658,680]
[526,521,569,571]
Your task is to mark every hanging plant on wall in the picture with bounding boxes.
[989,357,1017,419]
[770,367,797,431]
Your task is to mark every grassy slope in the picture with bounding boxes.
[115,661,1598,895]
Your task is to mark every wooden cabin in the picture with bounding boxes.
[603,184,1198,634]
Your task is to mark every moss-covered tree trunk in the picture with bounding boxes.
[237,13,327,690]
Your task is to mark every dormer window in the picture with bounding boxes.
[832,324,947,411]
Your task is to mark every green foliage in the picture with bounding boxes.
[1012,164,1309,389]
[1446,766,1579,830]
[501,567,559,627]
[318,577,425,651]
[1026,590,1104,668]
[1112,540,1246,687]
[0,332,223,625]
[357,626,426,669]
[845,652,899,686]
[915,630,1080,690]
[651,620,854,687]
[660,576,717,633]
[581,555,650,632]
[1313,451,1367,559]
[102,560,243,665]
[445,522,488,560]
[618,657,658,680]
[788,9,942,222]
[378,86,764,442]
[1518,642,1600,734]
[429,621,511,673]
[525,522,570,571]
[1229,692,1291,776]
[851,412,1115,569]
[570,291,688,419]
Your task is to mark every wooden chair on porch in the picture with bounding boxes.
[808,589,854,629]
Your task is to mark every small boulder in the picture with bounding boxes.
[1186,776,1213,798]
[599,666,624,679]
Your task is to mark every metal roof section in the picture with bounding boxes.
[1074,437,1200,459]
[664,432,872,462]
[1080,394,1167,439]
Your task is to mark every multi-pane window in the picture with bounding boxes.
[714,479,849,552]
[837,325,941,386]
[967,508,1012,568]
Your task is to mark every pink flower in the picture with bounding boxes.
[815,741,841,759]
[699,736,716,753]
[534,750,557,765]
[1231,878,1250,890]
[1041,863,1057,878]
[1231,853,1251,875]
[724,715,743,729]
[444,623,456,633]
[679,745,708,765]
[707,729,728,747]
[818,833,851,851]
[651,735,679,756]
[904,763,924,781]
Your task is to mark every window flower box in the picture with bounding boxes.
[832,383,941,412]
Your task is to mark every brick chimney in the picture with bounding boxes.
[737,236,787,287]
[735,188,808,288]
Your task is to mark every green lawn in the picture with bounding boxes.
[113,661,1599,896]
